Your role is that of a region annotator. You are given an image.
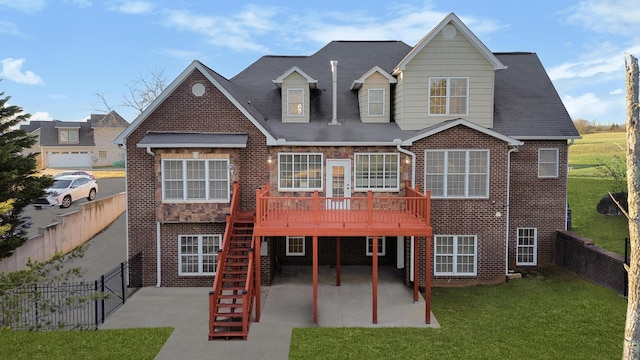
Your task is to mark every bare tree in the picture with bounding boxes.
[93,67,167,115]
[122,67,167,114]
[624,53,640,360]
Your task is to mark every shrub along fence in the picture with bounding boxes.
[0,252,142,330]
[556,231,627,295]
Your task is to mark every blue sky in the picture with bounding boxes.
[1,0,638,125]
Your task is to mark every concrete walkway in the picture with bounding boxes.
[100,265,439,360]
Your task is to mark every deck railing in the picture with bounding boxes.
[255,180,430,229]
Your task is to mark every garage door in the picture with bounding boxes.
[48,151,92,168]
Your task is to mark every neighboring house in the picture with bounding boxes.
[115,13,579,334]
[21,111,128,169]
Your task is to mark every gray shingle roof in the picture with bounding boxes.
[223,41,578,143]
[22,121,95,146]
[137,132,248,148]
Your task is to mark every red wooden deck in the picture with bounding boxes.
[251,181,433,325]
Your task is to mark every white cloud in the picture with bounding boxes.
[566,0,640,37]
[0,58,44,85]
[163,6,276,53]
[112,1,154,15]
[0,0,46,12]
[562,92,625,123]
[610,89,624,95]
[0,20,23,36]
[29,111,53,121]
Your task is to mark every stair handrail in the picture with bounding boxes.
[209,182,241,335]
[241,244,255,336]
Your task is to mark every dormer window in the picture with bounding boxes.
[368,89,384,116]
[59,128,79,143]
[287,89,304,116]
[274,66,317,123]
[429,77,468,116]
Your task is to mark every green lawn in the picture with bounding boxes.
[0,327,173,360]
[290,269,626,359]
[568,131,625,178]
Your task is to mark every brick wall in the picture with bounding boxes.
[126,69,269,287]
[556,231,626,294]
[273,236,397,266]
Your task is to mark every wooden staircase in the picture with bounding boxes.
[209,185,258,340]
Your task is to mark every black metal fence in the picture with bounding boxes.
[0,252,142,331]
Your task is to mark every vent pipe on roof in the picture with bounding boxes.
[329,60,341,125]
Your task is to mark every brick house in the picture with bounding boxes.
[21,111,128,168]
[115,13,579,337]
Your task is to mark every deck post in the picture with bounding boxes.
[336,236,341,286]
[372,235,378,324]
[313,235,319,324]
[413,236,419,302]
[255,234,261,322]
[425,235,431,324]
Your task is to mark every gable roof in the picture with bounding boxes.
[273,66,318,89]
[393,13,507,74]
[89,111,129,128]
[404,118,523,146]
[351,66,397,90]
[113,60,278,146]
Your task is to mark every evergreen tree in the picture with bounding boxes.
[0,91,53,258]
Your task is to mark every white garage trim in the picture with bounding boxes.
[48,151,92,168]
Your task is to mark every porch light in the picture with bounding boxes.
[405,156,411,165]
[268,154,273,164]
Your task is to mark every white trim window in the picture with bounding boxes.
[516,228,537,266]
[178,234,221,275]
[366,236,386,256]
[58,128,79,143]
[278,153,323,191]
[287,88,304,116]
[162,159,230,202]
[368,88,384,116]
[538,148,559,178]
[428,77,468,115]
[425,150,489,198]
[286,236,305,256]
[355,153,399,191]
[434,235,477,276]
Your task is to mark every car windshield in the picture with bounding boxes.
[51,180,72,189]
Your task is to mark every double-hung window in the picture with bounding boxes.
[516,228,537,266]
[59,129,79,143]
[278,153,323,191]
[538,148,559,178]
[368,89,384,116]
[162,159,230,202]
[355,153,399,191]
[434,235,477,276]
[425,150,488,198]
[287,89,304,116]
[428,77,468,115]
[286,236,305,256]
[366,236,386,256]
[178,234,221,275]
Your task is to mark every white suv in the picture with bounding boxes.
[34,175,99,208]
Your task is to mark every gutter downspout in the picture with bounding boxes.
[396,145,416,188]
[505,146,519,279]
[146,147,154,156]
[156,222,161,287]
[397,145,417,281]
[566,139,575,230]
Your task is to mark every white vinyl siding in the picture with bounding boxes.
[516,228,537,266]
[278,153,323,191]
[354,153,399,191]
[434,235,477,276]
[178,235,221,275]
[393,32,495,130]
[162,159,230,202]
[538,148,559,178]
[366,236,386,256]
[425,150,489,198]
[286,236,305,256]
